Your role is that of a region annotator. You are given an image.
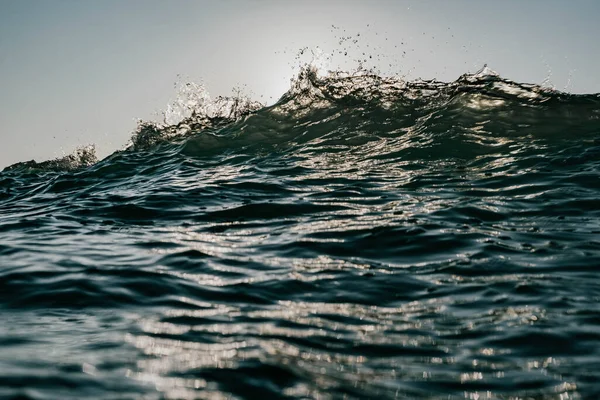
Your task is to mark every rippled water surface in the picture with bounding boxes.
[1,67,600,399]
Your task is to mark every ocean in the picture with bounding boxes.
[1,65,599,399]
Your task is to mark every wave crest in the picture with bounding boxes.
[4,64,600,172]
[2,145,98,173]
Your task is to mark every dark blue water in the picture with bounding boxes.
[1,66,600,399]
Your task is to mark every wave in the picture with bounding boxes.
[3,145,98,173]
[2,64,600,399]
[3,64,600,175]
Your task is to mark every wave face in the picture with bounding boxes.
[1,66,600,399]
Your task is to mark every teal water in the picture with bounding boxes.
[1,66,600,399]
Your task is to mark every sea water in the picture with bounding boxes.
[1,65,599,399]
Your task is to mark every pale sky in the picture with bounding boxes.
[1,0,599,169]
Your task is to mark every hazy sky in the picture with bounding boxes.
[1,0,599,168]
